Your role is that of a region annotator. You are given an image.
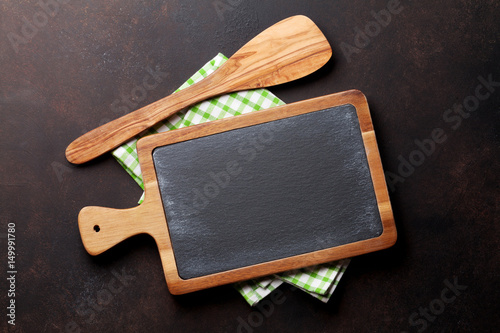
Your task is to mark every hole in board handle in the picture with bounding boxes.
[93,225,100,232]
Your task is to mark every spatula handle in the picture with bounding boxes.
[79,205,151,255]
[66,75,223,164]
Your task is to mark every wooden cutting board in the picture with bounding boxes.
[78,90,396,295]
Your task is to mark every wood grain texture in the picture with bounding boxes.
[65,15,332,164]
[78,90,396,295]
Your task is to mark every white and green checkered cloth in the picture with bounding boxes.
[112,53,350,306]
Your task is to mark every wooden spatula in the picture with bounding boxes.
[65,15,332,164]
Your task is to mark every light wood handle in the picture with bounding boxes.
[79,205,152,255]
[65,76,222,164]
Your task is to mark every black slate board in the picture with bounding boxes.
[152,104,382,279]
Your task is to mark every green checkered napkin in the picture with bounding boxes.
[279,259,351,302]
[112,53,349,305]
[235,260,350,306]
[234,278,284,306]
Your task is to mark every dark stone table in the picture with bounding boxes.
[1,1,498,332]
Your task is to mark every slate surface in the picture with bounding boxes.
[153,105,382,279]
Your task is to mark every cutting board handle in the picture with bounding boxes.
[79,205,150,255]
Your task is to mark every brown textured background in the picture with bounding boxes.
[0,0,499,332]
